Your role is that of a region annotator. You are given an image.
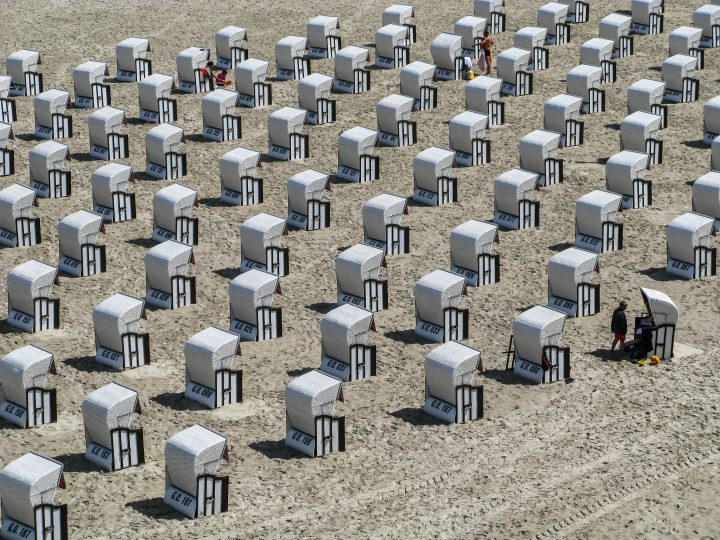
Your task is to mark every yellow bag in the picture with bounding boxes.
[468,71,475,80]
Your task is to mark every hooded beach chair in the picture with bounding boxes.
[93,293,149,370]
[600,13,634,58]
[412,146,457,205]
[307,16,341,59]
[138,73,177,123]
[465,75,505,126]
[362,193,409,254]
[219,147,262,205]
[298,73,336,125]
[666,212,717,279]
[0,345,56,428]
[424,341,483,423]
[0,184,40,247]
[184,327,242,408]
[285,370,345,457]
[57,210,106,277]
[449,219,500,286]
[430,33,464,80]
[33,89,72,139]
[83,382,144,470]
[336,244,388,312]
[334,46,371,94]
[228,269,282,340]
[286,169,330,231]
[493,168,540,230]
[5,50,43,96]
[414,269,468,343]
[73,61,110,108]
[91,162,136,223]
[28,140,71,198]
[144,240,195,309]
[474,0,506,33]
[267,106,309,160]
[234,58,272,108]
[240,213,289,276]
[201,89,241,141]
[176,47,212,93]
[400,61,437,111]
[6,260,59,333]
[145,123,186,180]
[88,106,128,160]
[377,94,416,147]
[164,425,229,518]
[620,111,663,165]
[606,150,652,209]
[116,37,151,82]
[215,26,247,70]
[544,94,584,147]
[574,190,623,252]
[337,126,379,182]
[547,247,600,317]
[507,305,570,383]
[627,79,667,128]
[519,129,563,186]
[318,304,376,381]
[152,183,198,245]
[375,25,410,69]
[0,453,67,537]
[275,36,310,80]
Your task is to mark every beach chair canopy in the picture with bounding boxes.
[93,293,145,352]
[298,73,333,108]
[575,190,623,239]
[145,123,183,164]
[34,90,71,125]
[0,452,64,527]
[116,38,150,72]
[400,61,435,98]
[661,54,697,89]
[466,75,502,111]
[176,47,210,80]
[538,2,569,32]
[83,382,139,449]
[580,38,614,66]
[0,184,36,233]
[73,61,108,96]
[29,140,69,181]
[376,94,413,133]
[621,111,661,151]
[185,327,239,389]
[285,370,342,435]
[234,58,269,93]
[276,36,308,68]
[474,0,503,18]
[455,16,487,50]
[512,305,566,363]
[336,244,385,297]
[307,16,339,49]
[138,73,174,109]
[693,5,720,36]
[632,0,663,25]
[376,25,409,58]
[145,241,193,292]
[544,94,582,133]
[165,424,227,496]
[566,64,602,99]
[362,193,407,241]
[425,341,480,405]
[415,269,466,326]
[241,213,286,263]
[414,146,455,183]
[57,210,103,260]
[514,27,547,51]
[153,183,197,232]
[91,163,132,205]
[669,27,702,56]
[88,106,125,143]
[666,212,715,263]
[494,168,538,214]
[268,107,306,147]
[334,46,370,81]
[640,287,678,326]
[201,89,238,127]
[6,50,41,85]
[599,13,632,43]
[692,172,720,219]
[338,126,377,170]
[287,169,328,214]
[320,304,374,363]
[229,269,279,324]
[7,260,57,315]
[382,4,415,26]
[627,79,665,113]
[0,345,54,407]
[519,129,560,173]
[219,147,260,182]
[547,247,598,300]
[216,26,247,59]
[449,111,488,154]
[497,48,531,82]
[450,220,498,270]
[430,33,462,69]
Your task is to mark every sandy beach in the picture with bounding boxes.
[1,0,720,537]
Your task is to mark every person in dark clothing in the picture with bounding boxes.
[611,301,628,351]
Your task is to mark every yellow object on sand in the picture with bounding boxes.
[650,355,660,365]
[638,359,647,366]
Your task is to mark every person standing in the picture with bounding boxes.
[611,301,628,352]
[480,30,494,75]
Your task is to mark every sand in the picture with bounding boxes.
[1,0,720,538]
